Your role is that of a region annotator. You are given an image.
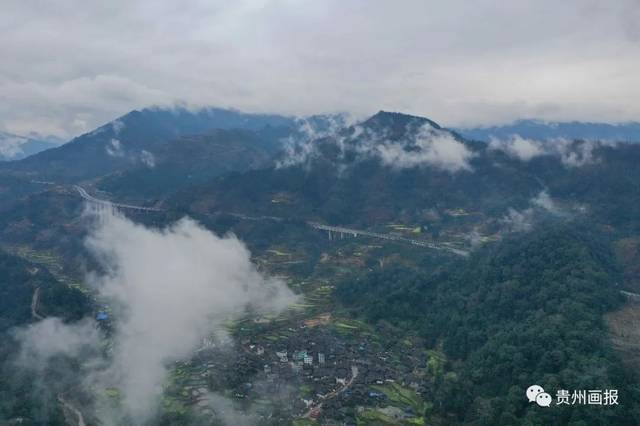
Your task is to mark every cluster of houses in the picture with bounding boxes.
[249,324,425,419]
[170,316,428,424]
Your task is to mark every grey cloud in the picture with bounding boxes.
[0,73,168,137]
[1,0,640,137]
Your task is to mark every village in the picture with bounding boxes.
[166,304,433,425]
[158,233,440,425]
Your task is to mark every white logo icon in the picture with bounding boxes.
[526,385,545,403]
[536,392,552,407]
[527,385,551,406]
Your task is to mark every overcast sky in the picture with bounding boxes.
[2,0,640,138]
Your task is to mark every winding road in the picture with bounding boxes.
[31,287,44,320]
[58,394,86,426]
[72,185,467,255]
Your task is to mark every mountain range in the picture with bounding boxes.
[456,119,640,142]
[1,106,640,424]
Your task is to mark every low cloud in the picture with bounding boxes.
[488,135,544,161]
[15,206,296,424]
[105,138,124,157]
[530,190,561,214]
[139,150,155,167]
[106,136,156,167]
[376,125,474,172]
[276,114,353,169]
[501,207,536,233]
[204,393,258,426]
[278,120,474,172]
[556,139,599,167]
[0,133,30,159]
[500,190,563,232]
[14,318,101,372]
[489,135,610,167]
[111,119,125,135]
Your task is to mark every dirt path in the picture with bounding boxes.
[57,394,86,426]
[31,287,44,320]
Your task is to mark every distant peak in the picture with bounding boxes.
[364,111,442,130]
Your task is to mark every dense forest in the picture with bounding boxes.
[336,224,640,424]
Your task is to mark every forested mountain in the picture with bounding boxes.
[96,127,291,198]
[0,107,296,181]
[168,112,640,236]
[169,112,530,223]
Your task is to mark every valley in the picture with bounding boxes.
[1,108,639,425]
[3,4,640,425]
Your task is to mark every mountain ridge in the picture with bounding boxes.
[456,119,640,142]
[0,106,298,181]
